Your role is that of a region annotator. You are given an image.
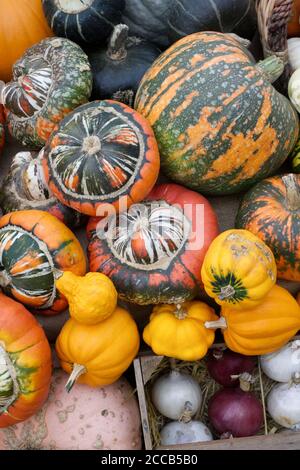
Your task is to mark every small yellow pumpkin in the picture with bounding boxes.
[56,306,140,391]
[201,229,277,310]
[55,271,118,325]
[205,285,300,356]
[143,301,218,361]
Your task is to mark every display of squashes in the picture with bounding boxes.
[0,369,141,450]
[135,32,299,195]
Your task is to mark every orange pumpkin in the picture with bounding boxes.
[0,293,52,427]
[0,0,53,82]
[0,210,86,314]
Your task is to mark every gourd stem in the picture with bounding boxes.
[174,304,188,320]
[0,342,19,413]
[65,364,87,393]
[282,174,300,211]
[107,24,129,61]
[0,270,10,288]
[218,285,236,301]
[205,317,227,330]
[255,56,284,83]
[226,33,251,49]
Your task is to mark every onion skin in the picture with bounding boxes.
[160,421,213,446]
[267,382,300,430]
[208,388,263,438]
[260,341,300,383]
[207,349,255,387]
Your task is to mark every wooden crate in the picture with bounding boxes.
[134,352,300,450]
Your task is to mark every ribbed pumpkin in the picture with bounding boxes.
[0,210,86,315]
[0,0,53,82]
[236,174,300,281]
[2,37,92,148]
[0,106,4,154]
[42,100,160,216]
[0,151,84,229]
[0,293,52,428]
[87,183,219,305]
[201,229,277,309]
[43,0,125,45]
[205,285,300,356]
[135,32,299,195]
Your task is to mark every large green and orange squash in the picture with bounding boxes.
[42,100,160,216]
[236,174,300,281]
[0,210,86,314]
[0,293,52,427]
[87,183,219,305]
[135,32,299,195]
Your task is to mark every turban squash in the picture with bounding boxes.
[236,174,300,281]
[0,210,86,315]
[0,151,84,229]
[2,37,92,148]
[135,32,299,195]
[42,100,160,216]
[87,183,219,305]
[0,293,52,428]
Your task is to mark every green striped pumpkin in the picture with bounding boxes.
[135,32,299,195]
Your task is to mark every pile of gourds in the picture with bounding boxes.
[1,0,300,449]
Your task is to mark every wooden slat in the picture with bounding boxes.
[133,358,153,451]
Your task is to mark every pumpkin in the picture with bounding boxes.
[55,271,118,325]
[0,293,52,428]
[56,306,140,390]
[291,136,300,173]
[0,368,141,449]
[87,24,161,103]
[0,105,4,154]
[205,285,300,356]
[0,150,84,229]
[0,0,53,82]
[288,0,300,37]
[168,0,257,43]
[87,183,219,305]
[42,0,125,45]
[135,32,299,195]
[2,37,92,149]
[42,100,160,217]
[121,0,173,49]
[236,174,300,281]
[0,210,86,315]
[201,229,277,309]
[143,301,219,361]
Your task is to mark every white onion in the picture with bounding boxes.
[160,420,213,446]
[288,69,300,112]
[260,340,300,382]
[288,38,300,72]
[267,374,300,430]
[151,370,202,420]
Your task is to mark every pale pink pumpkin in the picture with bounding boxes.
[0,369,142,450]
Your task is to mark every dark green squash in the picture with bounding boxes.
[135,32,299,196]
[42,0,125,44]
[168,0,257,43]
[121,0,173,48]
[87,24,160,104]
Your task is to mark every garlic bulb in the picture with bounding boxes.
[260,340,300,382]
[160,420,213,446]
[288,69,300,112]
[267,373,300,430]
[288,38,300,72]
[151,370,202,420]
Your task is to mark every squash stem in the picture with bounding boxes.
[107,24,129,61]
[218,285,236,301]
[282,174,300,211]
[65,364,87,393]
[174,304,188,320]
[205,317,227,330]
[0,269,11,288]
[255,56,284,83]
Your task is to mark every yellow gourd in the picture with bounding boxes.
[201,229,277,310]
[56,271,117,325]
[143,301,218,361]
[56,306,140,390]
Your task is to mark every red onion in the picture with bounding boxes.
[207,349,255,387]
[208,377,263,438]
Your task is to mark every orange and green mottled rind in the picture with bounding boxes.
[236,174,300,281]
[135,32,299,195]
